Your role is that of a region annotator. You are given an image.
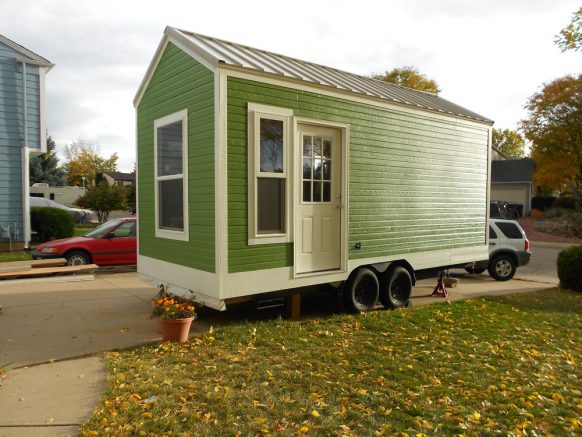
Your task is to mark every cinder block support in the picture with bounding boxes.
[286,292,302,320]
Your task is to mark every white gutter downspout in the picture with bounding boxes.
[20,60,30,248]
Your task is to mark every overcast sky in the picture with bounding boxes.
[2,0,580,171]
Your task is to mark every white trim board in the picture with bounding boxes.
[222,66,493,129]
[222,244,488,299]
[138,255,222,309]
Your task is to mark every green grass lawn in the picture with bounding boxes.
[82,289,582,436]
[0,251,32,262]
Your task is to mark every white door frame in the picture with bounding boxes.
[292,117,349,278]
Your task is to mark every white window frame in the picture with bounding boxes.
[154,109,189,241]
[247,103,293,245]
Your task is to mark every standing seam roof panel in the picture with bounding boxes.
[174,28,493,124]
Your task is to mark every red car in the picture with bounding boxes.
[32,218,137,266]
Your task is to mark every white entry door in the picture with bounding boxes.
[296,124,342,274]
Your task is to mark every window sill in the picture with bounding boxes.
[248,234,289,245]
[155,229,189,242]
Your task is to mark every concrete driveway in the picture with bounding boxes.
[0,246,561,436]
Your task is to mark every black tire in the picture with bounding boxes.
[488,254,516,281]
[343,267,379,313]
[464,266,485,275]
[379,267,412,309]
[66,250,91,266]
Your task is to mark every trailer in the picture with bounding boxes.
[134,27,493,312]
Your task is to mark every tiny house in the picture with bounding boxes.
[135,27,493,312]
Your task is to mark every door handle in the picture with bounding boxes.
[489,242,496,245]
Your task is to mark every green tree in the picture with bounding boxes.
[492,128,526,158]
[75,181,126,223]
[519,74,582,192]
[62,141,118,187]
[556,7,582,52]
[29,136,66,186]
[372,66,441,94]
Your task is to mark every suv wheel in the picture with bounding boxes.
[488,254,516,281]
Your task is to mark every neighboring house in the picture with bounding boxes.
[0,35,53,251]
[29,184,86,207]
[491,145,507,161]
[99,171,135,187]
[134,27,492,310]
[491,159,535,215]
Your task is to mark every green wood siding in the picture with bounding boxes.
[137,43,215,272]
[228,77,489,273]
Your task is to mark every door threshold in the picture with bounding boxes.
[294,268,344,279]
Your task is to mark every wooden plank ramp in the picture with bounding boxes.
[0,264,98,280]
[0,258,67,273]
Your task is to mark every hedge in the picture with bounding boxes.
[557,245,582,292]
[30,207,74,242]
[531,196,557,211]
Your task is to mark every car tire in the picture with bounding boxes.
[379,267,412,309]
[464,266,485,275]
[66,250,91,266]
[343,267,379,313]
[488,254,516,281]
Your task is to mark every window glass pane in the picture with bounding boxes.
[323,160,331,180]
[313,181,322,202]
[303,158,312,179]
[489,226,497,239]
[496,222,522,239]
[313,137,322,157]
[260,119,284,173]
[303,181,312,202]
[110,221,136,238]
[314,158,322,180]
[157,121,183,176]
[257,178,285,233]
[323,138,331,158]
[303,136,312,157]
[323,182,331,202]
[159,179,184,231]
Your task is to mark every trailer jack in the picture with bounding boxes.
[431,271,449,298]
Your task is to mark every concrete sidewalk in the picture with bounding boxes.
[0,270,557,436]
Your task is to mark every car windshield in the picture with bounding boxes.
[83,220,122,238]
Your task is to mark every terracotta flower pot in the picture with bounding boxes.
[158,317,194,343]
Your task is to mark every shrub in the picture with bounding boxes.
[556,195,576,209]
[544,207,569,219]
[557,245,582,292]
[531,196,556,211]
[76,181,126,223]
[30,207,74,242]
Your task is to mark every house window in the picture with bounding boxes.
[154,109,188,241]
[248,103,293,245]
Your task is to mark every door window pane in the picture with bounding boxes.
[159,179,184,231]
[313,181,322,202]
[303,136,312,157]
[323,160,331,180]
[157,121,183,176]
[323,138,331,158]
[313,158,322,180]
[323,182,331,202]
[303,158,312,179]
[257,178,285,233]
[303,181,312,202]
[260,119,284,173]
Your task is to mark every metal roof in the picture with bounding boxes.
[172,27,493,124]
[491,159,535,183]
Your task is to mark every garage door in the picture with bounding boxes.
[490,187,526,205]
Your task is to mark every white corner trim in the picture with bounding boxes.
[39,67,47,153]
[22,148,31,247]
[153,109,189,242]
[247,103,293,117]
[215,69,229,289]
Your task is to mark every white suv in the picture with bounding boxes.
[465,218,532,281]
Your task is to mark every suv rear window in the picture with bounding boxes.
[496,222,522,239]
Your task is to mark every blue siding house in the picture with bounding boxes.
[0,35,53,250]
